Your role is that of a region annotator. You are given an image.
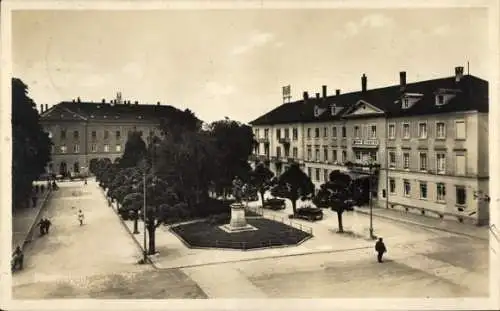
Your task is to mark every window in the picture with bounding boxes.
[116,131,121,139]
[292,147,298,158]
[403,179,411,197]
[284,147,290,157]
[342,126,346,138]
[389,151,396,168]
[73,162,80,174]
[437,153,446,174]
[437,183,446,201]
[403,152,410,169]
[455,154,466,176]
[420,182,427,199]
[307,146,312,160]
[323,169,329,182]
[403,98,410,109]
[73,144,80,153]
[388,124,395,139]
[60,145,67,153]
[264,129,269,138]
[389,178,396,194]
[73,130,79,139]
[355,151,362,161]
[315,168,320,181]
[436,122,446,139]
[418,123,427,139]
[419,153,427,171]
[342,150,347,162]
[332,149,338,162]
[276,146,281,158]
[91,144,97,152]
[370,125,377,138]
[437,95,444,105]
[315,128,320,138]
[323,127,328,138]
[307,128,311,138]
[315,148,320,161]
[292,128,298,140]
[276,129,281,139]
[104,144,109,152]
[402,123,410,139]
[284,128,289,138]
[332,127,337,138]
[456,186,466,205]
[91,131,97,139]
[323,147,328,162]
[354,126,361,138]
[307,167,312,177]
[60,129,66,140]
[455,120,466,140]
[104,130,109,139]
[370,151,377,162]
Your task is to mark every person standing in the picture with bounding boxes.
[77,210,85,226]
[44,218,52,234]
[375,237,387,263]
[37,218,46,236]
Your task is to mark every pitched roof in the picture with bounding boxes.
[40,101,182,122]
[249,75,488,125]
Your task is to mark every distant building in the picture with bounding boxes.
[39,95,174,177]
[249,67,489,225]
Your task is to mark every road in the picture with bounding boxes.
[11,180,206,299]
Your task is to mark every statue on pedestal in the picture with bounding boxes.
[232,176,243,203]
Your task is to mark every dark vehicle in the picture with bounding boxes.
[291,207,324,221]
[263,198,286,210]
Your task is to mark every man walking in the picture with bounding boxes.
[37,218,46,236]
[77,209,85,226]
[44,218,52,234]
[375,237,387,263]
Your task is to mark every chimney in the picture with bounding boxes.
[40,104,44,113]
[135,101,139,105]
[361,74,367,92]
[157,101,160,106]
[45,104,48,111]
[315,93,320,100]
[399,71,406,91]
[102,98,105,104]
[335,89,341,96]
[455,66,464,82]
[322,85,327,99]
[303,91,309,102]
[77,97,81,103]
[331,103,337,116]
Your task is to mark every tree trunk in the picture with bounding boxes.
[133,213,139,234]
[337,211,344,233]
[147,223,156,255]
[259,190,265,207]
[291,200,297,215]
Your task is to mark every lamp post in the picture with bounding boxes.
[368,161,376,240]
[142,165,147,262]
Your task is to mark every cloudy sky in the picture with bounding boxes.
[12,8,489,124]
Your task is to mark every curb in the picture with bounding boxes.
[16,189,53,252]
[355,209,488,241]
[97,185,157,269]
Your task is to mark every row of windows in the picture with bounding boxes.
[55,144,122,154]
[389,151,466,175]
[55,129,155,140]
[389,179,467,205]
[253,119,466,141]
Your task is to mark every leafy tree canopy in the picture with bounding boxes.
[271,163,314,214]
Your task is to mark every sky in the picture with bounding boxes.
[12,8,489,124]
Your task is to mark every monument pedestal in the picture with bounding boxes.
[219,202,258,233]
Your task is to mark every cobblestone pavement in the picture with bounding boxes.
[11,181,206,299]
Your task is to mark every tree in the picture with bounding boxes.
[12,78,51,209]
[249,163,275,207]
[119,131,147,168]
[270,163,314,215]
[313,170,353,233]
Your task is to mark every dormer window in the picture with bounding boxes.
[437,95,444,105]
[401,93,423,109]
[402,98,410,109]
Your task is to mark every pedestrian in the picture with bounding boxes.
[37,218,46,236]
[77,209,85,226]
[44,218,52,234]
[12,246,24,271]
[84,178,87,185]
[375,237,387,263]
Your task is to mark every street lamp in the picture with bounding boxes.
[142,166,147,262]
[368,160,377,240]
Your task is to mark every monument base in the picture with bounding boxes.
[219,202,258,233]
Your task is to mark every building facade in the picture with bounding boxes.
[40,96,175,177]
[249,67,489,225]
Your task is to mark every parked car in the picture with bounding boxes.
[263,198,286,210]
[290,207,324,221]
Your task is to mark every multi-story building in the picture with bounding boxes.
[249,67,489,225]
[39,94,176,177]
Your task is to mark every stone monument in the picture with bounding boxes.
[219,176,258,233]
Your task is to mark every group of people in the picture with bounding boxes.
[37,218,52,236]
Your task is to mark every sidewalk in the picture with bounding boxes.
[11,181,52,252]
[355,207,489,240]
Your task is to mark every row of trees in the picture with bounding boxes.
[12,78,52,210]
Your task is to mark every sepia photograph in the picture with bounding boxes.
[1,0,499,310]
